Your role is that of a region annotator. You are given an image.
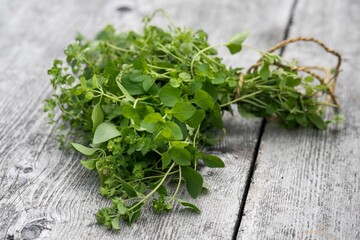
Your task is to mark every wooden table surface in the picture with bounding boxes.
[1,0,359,239]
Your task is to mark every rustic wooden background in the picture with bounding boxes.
[0,0,359,239]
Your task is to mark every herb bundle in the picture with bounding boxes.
[44,11,341,230]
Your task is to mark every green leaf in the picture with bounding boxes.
[93,122,121,144]
[92,102,104,132]
[213,72,226,84]
[259,63,270,80]
[237,105,256,119]
[179,72,191,81]
[265,103,278,115]
[202,154,225,168]
[129,72,156,91]
[286,76,301,87]
[119,179,139,198]
[210,105,224,129]
[116,78,136,101]
[195,63,211,77]
[141,113,164,133]
[180,42,193,55]
[226,32,249,54]
[72,143,97,156]
[128,207,142,223]
[80,159,97,170]
[161,121,183,140]
[181,166,203,198]
[169,147,191,166]
[171,102,196,122]
[307,114,327,130]
[186,109,205,128]
[162,152,172,169]
[170,78,181,88]
[263,52,280,64]
[111,217,121,230]
[158,85,181,107]
[85,92,94,102]
[133,55,148,71]
[177,199,201,213]
[304,76,314,83]
[295,114,307,126]
[170,141,190,148]
[130,72,147,82]
[188,82,202,94]
[106,105,122,121]
[314,84,328,91]
[117,201,127,215]
[201,81,217,100]
[192,89,214,110]
[142,76,156,91]
[155,184,168,197]
[121,77,146,96]
[121,105,140,123]
[143,112,164,123]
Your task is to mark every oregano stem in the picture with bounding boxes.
[128,163,176,212]
[190,43,225,77]
[171,167,182,202]
[126,171,179,183]
[220,90,262,107]
[193,125,201,147]
[106,42,132,52]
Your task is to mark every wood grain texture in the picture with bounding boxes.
[0,0,294,239]
[238,0,360,239]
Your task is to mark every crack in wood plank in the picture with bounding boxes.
[233,1,299,239]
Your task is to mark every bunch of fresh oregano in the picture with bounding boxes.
[44,10,341,230]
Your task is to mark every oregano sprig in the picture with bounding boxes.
[44,10,341,231]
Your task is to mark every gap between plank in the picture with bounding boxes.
[280,0,299,55]
[231,118,266,240]
[231,0,299,239]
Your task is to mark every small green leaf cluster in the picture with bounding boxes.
[45,12,336,231]
[238,53,331,129]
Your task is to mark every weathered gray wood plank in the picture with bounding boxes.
[1,0,294,239]
[238,0,360,239]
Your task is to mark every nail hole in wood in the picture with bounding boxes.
[117,6,132,13]
[23,167,33,173]
[20,218,51,240]
[21,225,42,240]
[6,235,14,240]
